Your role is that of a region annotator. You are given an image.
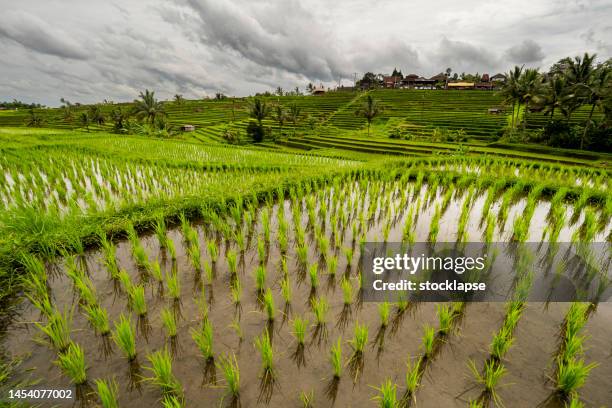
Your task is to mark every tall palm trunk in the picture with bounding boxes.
[581,104,596,150]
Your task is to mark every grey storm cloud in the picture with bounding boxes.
[504,40,545,64]
[0,11,88,60]
[184,0,349,81]
[0,0,610,105]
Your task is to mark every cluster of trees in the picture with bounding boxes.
[1,99,44,109]
[246,99,305,142]
[500,53,611,150]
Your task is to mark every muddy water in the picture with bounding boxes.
[4,180,611,408]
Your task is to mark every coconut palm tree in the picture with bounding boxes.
[174,94,184,105]
[499,66,523,130]
[539,75,567,120]
[89,105,106,126]
[79,112,91,132]
[576,63,611,149]
[133,89,166,124]
[517,68,542,131]
[355,94,383,137]
[560,53,597,122]
[249,98,270,127]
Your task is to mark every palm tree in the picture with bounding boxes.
[174,94,184,105]
[89,105,106,126]
[517,68,542,131]
[576,63,611,149]
[355,94,383,137]
[499,66,523,130]
[111,107,129,133]
[540,75,567,120]
[133,89,166,124]
[288,103,302,136]
[79,112,91,132]
[25,108,43,127]
[561,53,597,122]
[273,104,287,138]
[249,98,270,127]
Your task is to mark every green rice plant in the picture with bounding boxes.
[327,255,338,277]
[421,325,435,359]
[299,390,314,407]
[129,285,147,316]
[309,264,319,289]
[257,237,266,264]
[187,243,201,271]
[428,204,441,244]
[254,265,266,293]
[330,337,343,378]
[36,307,73,352]
[229,317,243,341]
[378,302,390,327]
[404,357,421,399]
[565,396,585,408]
[112,314,136,361]
[349,323,368,354]
[343,247,353,266]
[167,239,177,261]
[95,378,120,408]
[203,261,213,284]
[280,277,292,305]
[83,304,110,336]
[145,348,182,397]
[556,358,597,398]
[73,274,98,306]
[341,278,353,305]
[118,269,132,293]
[292,316,308,346]
[161,307,177,338]
[191,319,214,361]
[133,244,150,271]
[311,297,329,326]
[166,271,181,301]
[55,343,87,385]
[207,240,218,263]
[262,208,271,242]
[469,359,506,403]
[162,395,184,408]
[254,330,274,375]
[263,288,276,322]
[371,379,399,408]
[231,278,242,307]
[217,353,240,398]
[227,250,237,275]
[490,325,514,361]
[436,304,455,336]
[296,245,308,266]
[151,260,163,283]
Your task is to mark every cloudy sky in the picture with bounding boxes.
[1,0,610,105]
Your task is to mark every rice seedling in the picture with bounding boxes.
[311,296,329,326]
[280,277,292,305]
[299,390,314,407]
[341,278,353,305]
[330,337,343,378]
[469,359,506,405]
[309,264,319,290]
[55,343,88,385]
[227,249,237,275]
[217,353,240,401]
[371,379,399,408]
[167,239,177,261]
[404,357,421,402]
[112,314,136,361]
[191,319,214,361]
[118,269,132,293]
[166,271,181,301]
[161,307,178,338]
[292,316,308,346]
[83,304,110,336]
[263,288,276,322]
[36,307,73,353]
[144,348,183,398]
[254,330,275,377]
[378,302,390,328]
[428,204,441,244]
[349,323,369,356]
[95,378,119,408]
[229,317,243,342]
[129,285,147,316]
[490,325,514,361]
[187,242,201,271]
[326,255,338,277]
[296,245,309,266]
[421,325,435,359]
[207,240,218,264]
[230,278,242,308]
[436,304,455,336]
[203,261,213,284]
[162,395,184,408]
[151,260,163,284]
[254,265,266,293]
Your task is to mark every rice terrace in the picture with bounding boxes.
[0,2,612,408]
